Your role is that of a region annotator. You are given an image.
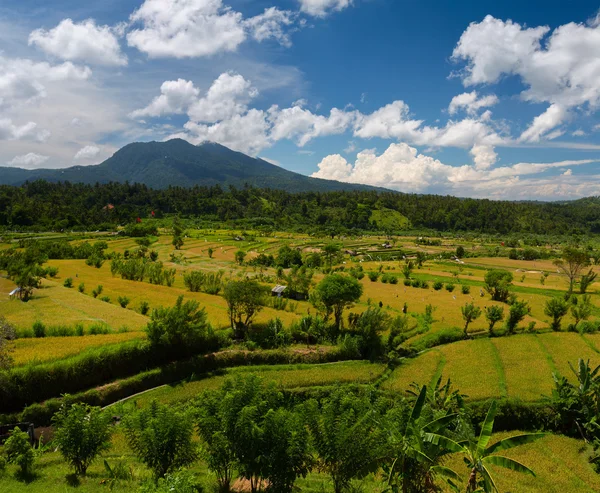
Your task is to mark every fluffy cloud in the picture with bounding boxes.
[470,144,497,170]
[181,109,271,155]
[127,0,246,58]
[519,104,567,142]
[269,106,356,146]
[299,0,352,17]
[353,100,503,148]
[312,142,599,198]
[244,7,296,47]
[0,55,91,111]
[453,15,600,110]
[130,79,200,118]
[29,19,127,66]
[188,73,258,123]
[7,153,49,167]
[448,91,498,115]
[0,119,47,141]
[74,145,101,160]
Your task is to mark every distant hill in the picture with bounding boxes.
[0,139,380,192]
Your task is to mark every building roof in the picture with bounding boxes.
[272,285,287,294]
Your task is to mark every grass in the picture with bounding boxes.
[380,349,442,391]
[124,361,386,408]
[491,334,553,400]
[11,332,145,365]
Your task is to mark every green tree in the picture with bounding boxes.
[275,245,303,269]
[146,295,212,349]
[322,243,342,270]
[52,402,112,475]
[172,217,184,250]
[484,306,504,335]
[544,297,569,332]
[124,401,198,479]
[461,302,482,338]
[4,427,35,478]
[456,245,465,259]
[311,274,363,332]
[223,279,264,339]
[484,270,513,302]
[304,390,381,493]
[235,250,246,265]
[554,247,589,294]
[261,408,312,493]
[505,300,530,334]
[425,401,544,493]
[571,295,593,330]
[402,260,414,280]
[579,268,597,294]
[208,247,214,259]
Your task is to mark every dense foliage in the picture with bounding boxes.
[2,181,600,234]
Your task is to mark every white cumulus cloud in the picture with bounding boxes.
[7,152,49,167]
[448,91,498,115]
[29,19,127,66]
[74,145,101,160]
[130,79,200,118]
[299,0,352,17]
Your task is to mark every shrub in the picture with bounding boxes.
[484,270,513,302]
[140,471,203,493]
[46,266,59,278]
[445,283,455,292]
[118,296,130,309]
[367,271,379,282]
[139,301,150,316]
[64,277,74,288]
[75,323,85,336]
[92,285,103,298]
[32,321,46,338]
[248,318,291,349]
[403,279,411,286]
[4,427,35,477]
[123,401,198,479]
[411,279,421,288]
[433,281,443,291]
[78,282,85,293]
[101,296,111,303]
[505,300,530,334]
[461,284,470,295]
[146,295,212,349]
[52,402,112,475]
[420,281,429,289]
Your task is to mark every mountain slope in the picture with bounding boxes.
[0,139,379,192]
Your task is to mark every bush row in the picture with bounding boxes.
[1,346,352,426]
[0,333,224,413]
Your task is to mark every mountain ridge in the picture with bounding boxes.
[0,139,382,193]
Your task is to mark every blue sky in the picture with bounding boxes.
[2,0,600,199]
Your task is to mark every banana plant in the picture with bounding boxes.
[383,385,462,493]
[425,401,545,493]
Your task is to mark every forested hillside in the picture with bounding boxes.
[1,180,600,234]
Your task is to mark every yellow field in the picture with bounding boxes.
[381,349,442,391]
[11,331,145,365]
[442,433,600,493]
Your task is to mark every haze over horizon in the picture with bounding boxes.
[2,0,600,200]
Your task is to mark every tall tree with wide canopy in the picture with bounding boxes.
[311,274,363,332]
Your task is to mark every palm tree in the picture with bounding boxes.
[425,401,544,493]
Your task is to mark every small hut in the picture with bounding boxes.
[271,285,287,297]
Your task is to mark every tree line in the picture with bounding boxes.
[2,180,600,234]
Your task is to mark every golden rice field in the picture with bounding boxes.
[125,361,386,408]
[11,332,145,365]
[388,332,600,401]
[441,433,600,493]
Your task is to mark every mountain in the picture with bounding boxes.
[0,139,379,192]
